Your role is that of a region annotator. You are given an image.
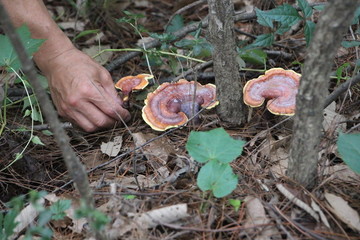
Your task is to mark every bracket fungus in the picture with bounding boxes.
[243,68,301,115]
[142,79,218,131]
[115,74,153,105]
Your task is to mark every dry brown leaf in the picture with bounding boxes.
[11,198,45,239]
[324,192,360,232]
[243,196,280,240]
[82,44,113,65]
[132,132,176,180]
[45,194,86,234]
[131,203,189,229]
[58,21,85,31]
[100,136,123,157]
[323,102,346,132]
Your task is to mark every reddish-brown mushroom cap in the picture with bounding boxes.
[243,68,301,115]
[142,79,218,131]
[115,74,152,101]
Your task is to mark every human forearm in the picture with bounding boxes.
[1,0,74,71]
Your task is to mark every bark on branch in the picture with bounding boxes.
[288,0,360,188]
[207,0,247,125]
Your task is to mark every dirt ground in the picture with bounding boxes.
[1,0,360,239]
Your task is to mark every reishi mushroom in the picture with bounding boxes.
[115,74,153,106]
[243,68,301,115]
[142,79,219,131]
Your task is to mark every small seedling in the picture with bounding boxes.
[228,199,242,212]
[186,128,245,198]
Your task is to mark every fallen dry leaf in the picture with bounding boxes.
[132,203,189,229]
[132,132,176,180]
[324,192,360,232]
[100,136,123,157]
[323,102,346,132]
[82,44,113,65]
[242,196,280,240]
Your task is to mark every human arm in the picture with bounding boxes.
[1,0,130,132]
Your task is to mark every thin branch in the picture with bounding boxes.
[324,72,360,108]
[0,3,104,239]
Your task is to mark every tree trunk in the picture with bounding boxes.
[288,0,360,188]
[207,0,247,125]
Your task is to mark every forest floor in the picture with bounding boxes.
[1,0,360,239]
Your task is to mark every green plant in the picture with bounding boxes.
[228,199,242,212]
[186,128,245,198]
[337,133,360,174]
[75,200,109,231]
[0,191,71,240]
[250,0,316,48]
[0,25,47,170]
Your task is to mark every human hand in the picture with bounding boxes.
[38,48,131,132]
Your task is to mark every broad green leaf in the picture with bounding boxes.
[166,14,184,33]
[264,4,301,26]
[337,133,360,174]
[313,5,325,11]
[239,48,267,66]
[297,0,313,18]
[341,41,360,49]
[74,29,100,41]
[255,8,273,28]
[251,33,275,48]
[351,6,360,24]
[186,128,245,164]
[0,25,45,71]
[197,160,238,198]
[304,20,316,46]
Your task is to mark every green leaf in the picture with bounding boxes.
[304,20,316,46]
[313,5,325,11]
[239,48,267,66]
[166,15,184,33]
[0,25,45,71]
[255,8,274,28]
[186,128,245,164]
[335,62,351,84]
[341,40,360,49]
[123,195,136,200]
[197,160,238,198]
[31,136,45,146]
[265,4,301,26]
[351,6,360,25]
[251,33,275,48]
[74,29,100,41]
[42,130,53,136]
[50,199,72,220]
[297,0,313,18]
[337,133,360,174]
[228,199,242,212]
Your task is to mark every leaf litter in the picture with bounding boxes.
[1,0,360,239]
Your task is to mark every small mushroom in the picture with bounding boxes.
[243,68,301,115]
[142,79,218,131]
[115,74,152,106]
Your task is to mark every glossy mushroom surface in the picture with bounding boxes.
[243,68,301,115]
[142,79,218,131]
[115,74,152,102]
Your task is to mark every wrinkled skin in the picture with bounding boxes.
[40,48,130,132]
[2,0,130,132]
